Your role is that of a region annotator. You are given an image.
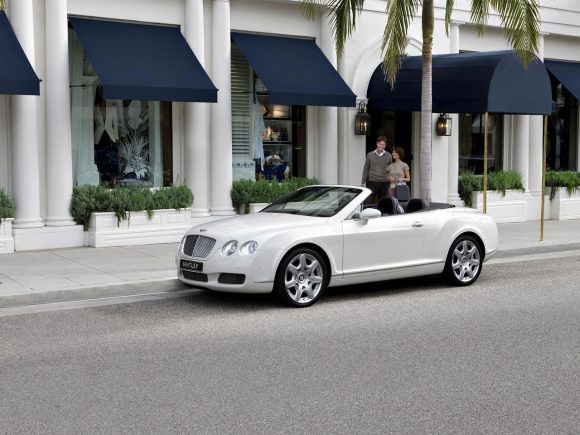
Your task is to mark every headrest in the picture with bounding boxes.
[377,196,402,215]
[406,198,431,213]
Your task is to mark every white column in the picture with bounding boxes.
[9,0,43,229]
[577,109,580,170]
[513,115,530,191]
[210,0,234,215]
[447,22,461,204]
[336,82,348,184]
[317,11,338,184]
[528,34,545,197]
[185,0,211,217]
[45,0,75,226]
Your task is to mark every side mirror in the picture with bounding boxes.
[359,208,381,220]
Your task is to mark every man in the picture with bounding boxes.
[361,136,392,201]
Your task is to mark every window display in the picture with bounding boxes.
[69,28,172,188]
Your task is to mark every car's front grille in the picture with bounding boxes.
[182,270,209,282]
[183,235,216,258]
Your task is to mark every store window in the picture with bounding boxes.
[547,78,578,171]
[231,44,306,181]
[69,28,172,188]
[459,113,503,174]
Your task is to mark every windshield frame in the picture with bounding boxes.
[261,186,363,217]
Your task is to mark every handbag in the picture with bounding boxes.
[395,183,410,202]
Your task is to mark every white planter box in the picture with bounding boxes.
[89,208,192,248]
[0,218,14,254]
[550,188,580,220]
[249,203,268,213]
[471,190,526,223]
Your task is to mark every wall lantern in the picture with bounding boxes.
[436,113,452,136]
[355,101,371,136]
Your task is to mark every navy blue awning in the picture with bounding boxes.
[69,17,217,102]
[231,32,356,107]
[0,11,40,95]
[545,60,580,100]
[368,50,552,115]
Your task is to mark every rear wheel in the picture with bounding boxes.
[274,248,327,307]
[444,235,483,286]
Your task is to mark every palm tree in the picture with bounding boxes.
[301,0,541,200]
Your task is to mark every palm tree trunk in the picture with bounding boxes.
[420,0,434,200]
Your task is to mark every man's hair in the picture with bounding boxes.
[376,136,387,144]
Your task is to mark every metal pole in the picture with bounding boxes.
[540,115,548,241]
[483,112,489,214]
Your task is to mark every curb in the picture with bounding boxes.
[0,277,191,309]
[494,242,580,259]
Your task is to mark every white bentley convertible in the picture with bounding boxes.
[176,185,498,307]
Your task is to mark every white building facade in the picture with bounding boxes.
[0,0,579,251]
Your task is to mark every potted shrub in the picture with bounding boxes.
[69,185,194,247]
[0,189,15,254]
[458,171,526,222]
[546,171,580,220]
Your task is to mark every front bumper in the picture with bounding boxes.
[176,248,280,294]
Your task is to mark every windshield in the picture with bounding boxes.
[261,186,362,217]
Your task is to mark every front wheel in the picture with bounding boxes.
[274,248,327,307]
[444,235,483,286]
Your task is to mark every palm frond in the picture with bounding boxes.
[490,0,540,65]
[300,0,331,21]
[470,0,540,66]
[382,0,421,88]
[444,0,455,35]
[299,0,365,56]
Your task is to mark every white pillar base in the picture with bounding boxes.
[210,207,236,217]
[190,208,211,218]
[12,217,45,229]
[45,216,78,227]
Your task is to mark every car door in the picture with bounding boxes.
[341,211,428,276]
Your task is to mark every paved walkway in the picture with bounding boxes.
[1,219,579,308]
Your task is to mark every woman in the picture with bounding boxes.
[387,146,411,198]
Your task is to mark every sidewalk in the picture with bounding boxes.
[1,219,579,308]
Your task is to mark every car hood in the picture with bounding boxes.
[186,212,328,240]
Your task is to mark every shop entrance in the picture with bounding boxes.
[366,110,413,182]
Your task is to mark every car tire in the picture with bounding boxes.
[274,248,327,307]
[444,235,483,286]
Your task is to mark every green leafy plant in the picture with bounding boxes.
[69,185,194,230]
[545,171,580,200]
[0,189,16,223]
[230,177,319,213]
[458,171,524,207]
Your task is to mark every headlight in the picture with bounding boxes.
[221,240,239,256]
[239,241,258,256]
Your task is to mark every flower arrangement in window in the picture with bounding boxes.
[119,102,150,180]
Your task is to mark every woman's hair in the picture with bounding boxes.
[392,146,405,160]
[376,135,387,144]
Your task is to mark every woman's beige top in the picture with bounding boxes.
[387,161,409,188]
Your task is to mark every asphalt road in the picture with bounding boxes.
[1,255,579,434]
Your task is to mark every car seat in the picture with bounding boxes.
[377,196,404,215]
[406,198,431,213]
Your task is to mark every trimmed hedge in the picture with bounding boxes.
[0,189,15,223]
[458,171,524,207]
[231,177,319,213]
[69,185,193,230]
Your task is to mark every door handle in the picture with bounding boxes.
[412,222,424,228]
